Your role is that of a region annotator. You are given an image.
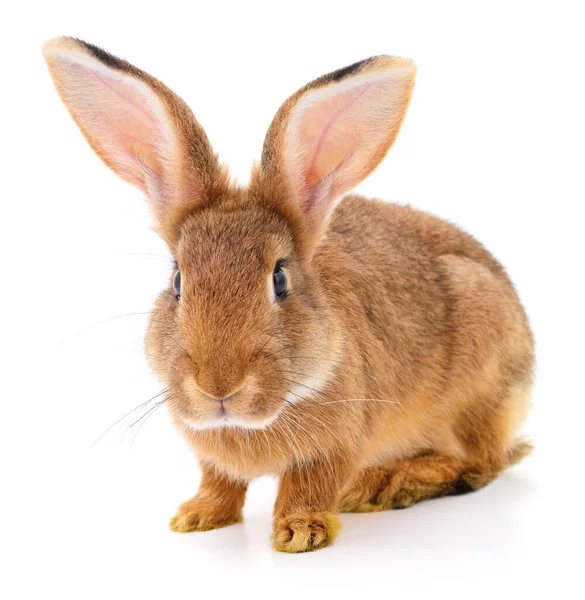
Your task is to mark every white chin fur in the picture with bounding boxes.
[182,347,341,431]
[183,413,279,431]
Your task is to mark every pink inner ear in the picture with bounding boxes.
[87,67,158,129]
[305,83,373,201]
[297,81,374,213]
[65,62,169,194]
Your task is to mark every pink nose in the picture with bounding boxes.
[195,378,247,402]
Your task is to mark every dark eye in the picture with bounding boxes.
[273,265,287,298]
[173,270,181,300]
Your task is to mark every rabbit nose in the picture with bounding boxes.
[196,379,247,403]
[199,390,234,403]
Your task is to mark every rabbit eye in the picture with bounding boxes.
[173,270,181,300]
[273,264,287,298]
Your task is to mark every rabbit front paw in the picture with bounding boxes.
[169,498,242,533]
[272,511,341,553]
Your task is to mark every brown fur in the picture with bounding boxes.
[43,38,534,553]
[169,463,247,532]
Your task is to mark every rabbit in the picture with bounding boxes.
[42,37,534,553]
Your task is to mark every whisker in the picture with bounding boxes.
[318,398,401,406]
[282,377,326,398]
[89,311,153,328]
[283,410,338,487]
[122,252,175,266]
[276,412,307,466]
[275,355,346,365]
[253,331,278,360]
[275,369,331,384]
[284,384,400,407]
[282,413,303,464]
[130,396,169,445]
[90,386,170,447]
[59,311,155,351]
[127,398,168,428]
[286,388,307,402]
[263,336,322,359]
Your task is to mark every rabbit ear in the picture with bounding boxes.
[42,37,223,243]
[260,56,416,256]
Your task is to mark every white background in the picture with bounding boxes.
[1,1,584,598]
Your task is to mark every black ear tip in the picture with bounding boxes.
[73,38,126,70]
[325,57,376,83]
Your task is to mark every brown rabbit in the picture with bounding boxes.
[43,37,534,553]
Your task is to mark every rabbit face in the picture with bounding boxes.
[146,199,335,430]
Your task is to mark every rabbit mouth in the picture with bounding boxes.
[182,409,280,431]
[173,368,289,431]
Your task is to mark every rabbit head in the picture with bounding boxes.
[42,38,416,431]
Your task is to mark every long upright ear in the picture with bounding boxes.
[42,37,224,244]
[259,56,416,257]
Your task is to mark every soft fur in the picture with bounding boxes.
[43,38,534,553]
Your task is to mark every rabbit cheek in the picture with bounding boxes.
[144,293,178,380]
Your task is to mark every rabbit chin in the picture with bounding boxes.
[182,411,281,431]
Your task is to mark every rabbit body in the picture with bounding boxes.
[43,38,534,552]
[163,196,533,484]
